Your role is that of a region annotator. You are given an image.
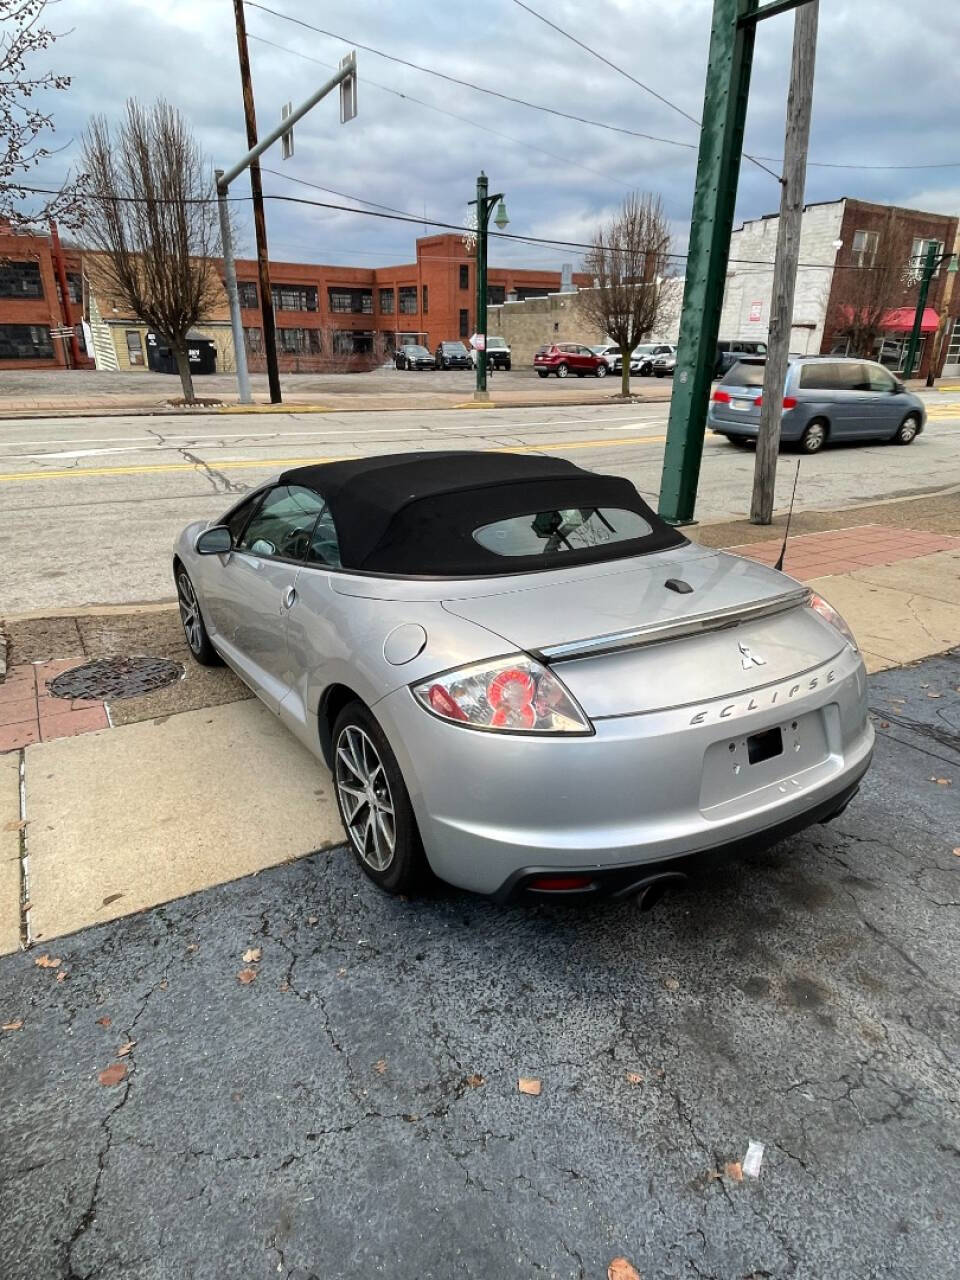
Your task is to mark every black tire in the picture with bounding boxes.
[655,370,665,378]
[556,362,569,379]
[505,359,511,371]
[726,435,753,448]
[331,700,427,895]
[595,363,608,378]
[175,564,221,666]
[799,418,828,454]
[537,369,549,378]
[639,362,652,377]
[892,413,920,445]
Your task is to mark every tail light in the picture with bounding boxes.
[753,396,797,409]
[528,875,594,892]
[712,389,731,403]
[413,655,591,734]
[809,593,858,650]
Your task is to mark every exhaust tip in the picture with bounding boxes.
[630,872,689,912]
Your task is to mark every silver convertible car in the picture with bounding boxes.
[173,453,873,905]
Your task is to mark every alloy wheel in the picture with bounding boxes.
[897,415,919,443]
[177,571,202,655]
[801,421,826,452]
[335,725,397,871]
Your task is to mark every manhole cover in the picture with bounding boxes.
[48,656,184,701]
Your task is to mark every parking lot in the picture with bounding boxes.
[1,651,958,1279]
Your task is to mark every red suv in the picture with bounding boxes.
[534,343,609,379]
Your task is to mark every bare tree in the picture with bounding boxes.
[1,0,86,229]
[577,193,673,396]
[829,211,912,360]
[81,100,221,402]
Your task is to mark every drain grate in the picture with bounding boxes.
[48,656,184,701]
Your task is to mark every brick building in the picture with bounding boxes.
[711,198,960,379]
[0,225,588,374]
[0,222,93,369]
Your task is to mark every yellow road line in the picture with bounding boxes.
[0,435,668,483]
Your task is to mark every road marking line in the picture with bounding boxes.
[0,433,673,482]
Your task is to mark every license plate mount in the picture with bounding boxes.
[731,398,753,411]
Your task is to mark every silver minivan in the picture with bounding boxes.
[708,356,926,453]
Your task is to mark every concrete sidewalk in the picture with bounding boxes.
[2,491,959,953]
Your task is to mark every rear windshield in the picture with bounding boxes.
[721,360,766,388]
[472,507,653,557]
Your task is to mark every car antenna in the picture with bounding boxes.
[774,459,801,573]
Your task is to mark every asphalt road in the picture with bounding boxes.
[1,651,958,1279]
[2,396,960,613]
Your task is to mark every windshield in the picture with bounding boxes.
[487,337,506,348]
[442,343,465,352]
[405,346,429,356]
[473,507,653,557]
[721,360,766,388]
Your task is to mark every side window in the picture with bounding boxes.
[864,362,896,393]
[237,485,327,561]
[800,362,842,391]
[305,503,342,568]
[224,493,263,544]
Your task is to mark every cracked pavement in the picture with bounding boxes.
[1,653,958,1279]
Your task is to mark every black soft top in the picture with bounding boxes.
[279,451,687,575]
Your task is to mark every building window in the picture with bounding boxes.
[237,281,258,309]
[515,286,549,301]
[66,272,83,304]
[909,237,944,276]
[459,265,469,290]
[850,230,878,268]
[244,326,263,354]
[271,284,318,312]
[0,260,44,299]
[0,324,54,359]
[421,284,429,315]
[125,330,145,366]
[874,334,925,376]
[278,327,321,354]
[487,285,505,306]
[946,317,960,366]
[459,309,469,338]
[327,287,373,314]
[379,288,395,314]
[334,330,374,355]
[398,286,418,315]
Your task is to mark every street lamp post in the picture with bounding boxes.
[470,171,509,400]
[902,243,957,383]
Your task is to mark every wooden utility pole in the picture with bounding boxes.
[749,0,818,524]
[232,0,282,404]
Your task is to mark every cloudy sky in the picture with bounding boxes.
[22,0,960,273]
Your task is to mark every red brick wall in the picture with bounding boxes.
[0,227,67,369]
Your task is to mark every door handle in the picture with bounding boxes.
[283,586,297,610]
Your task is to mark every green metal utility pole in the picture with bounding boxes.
[902,241,941,380]
[470,172,508,400]
[658,0,817,525]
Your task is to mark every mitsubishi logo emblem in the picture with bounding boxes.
[738,641,766,670]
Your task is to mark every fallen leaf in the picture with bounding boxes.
[336,967,347,977]
[101,893,124,906]
[277,982,290,993]
[56,971,68,983]
[625,1071,644,1086]
[96,1016,112,1028]
[2,1020,23,1032]
[236,968,258,985]
[34,954,61,969]
[927,692,943,699]
[158,980,167,990]
[186,943,198,954]
[374,1058,388,1075]
[2,819,27,832]
[242,947,262,964]
[98,1063,127,1087]
[664,976,680,992]
[116,1041,136,1057]
[934,778,952,786]
[307,916,319,925]
[878,721,889,729]
[464,1073,485,1089]
[953,848,960,858]
[725,1160,744,1182]
[518,1077,541,1096]
[608,1259,642,1280]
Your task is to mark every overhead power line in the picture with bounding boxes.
[246,1,960,173]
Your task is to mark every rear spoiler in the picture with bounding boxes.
[537,587,811,662]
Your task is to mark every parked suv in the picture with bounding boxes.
[471,335,512,370]
[707,355,925,453]
[435,341,472,370]
[633,343,675,376]
[715,340,768,378]
[534,343,609,378]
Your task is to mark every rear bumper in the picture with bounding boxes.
[375,645,873,896]
[708,405,804,439]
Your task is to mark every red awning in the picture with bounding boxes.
[881,307,940,333]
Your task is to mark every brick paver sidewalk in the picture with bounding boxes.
[0,660,108,752]
[724,524,960,581]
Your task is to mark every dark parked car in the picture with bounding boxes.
[534,343,610,379]
[715,340,768,378]
[395,344,434,371]
[435,341,472,370]
[708,355,926,453]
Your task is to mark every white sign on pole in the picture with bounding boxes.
[281,103,294,160]
[469,333,485,350]
[339,52,358,124]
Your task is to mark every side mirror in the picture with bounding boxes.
[893,378,905,393]
[195,525,232,555]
